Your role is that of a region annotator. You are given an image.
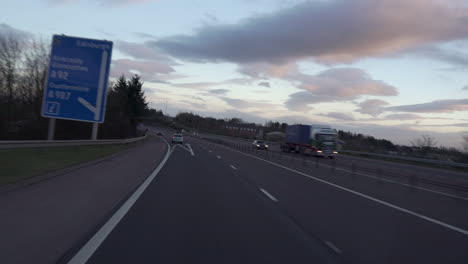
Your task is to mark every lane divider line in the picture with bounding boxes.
[260,188,279,202]
[185,144,195,156]
[230,144,467,201]
[325,241,342,254]
[214,143,468,236]
[67,138,172,264]
[230,165,237,170]
[216,155,221,159]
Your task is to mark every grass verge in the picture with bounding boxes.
[0,143,135,186]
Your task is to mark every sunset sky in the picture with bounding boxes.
[3,0,468,147]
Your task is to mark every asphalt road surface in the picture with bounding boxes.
[0,136,167,264]
[197,132,468,198]
[69,131,468,264]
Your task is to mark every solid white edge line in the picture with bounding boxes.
[216,155,221,159]
[67,138,172,264]
[325,241,342,254]
[215,144,468,236]
[241,145,467,201]
[230,165,237,170]
[259,188,279,202]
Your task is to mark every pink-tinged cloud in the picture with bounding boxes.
[321,112,355,121]
[284,68,397,112]
[155,0,468,64]
[294,68,398,98]
[386,99,468,113]
[115,41,175,63]
[238,62,297,78]
[110,59,175,80]
[355,99,390,117]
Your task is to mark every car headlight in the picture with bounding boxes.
[333,151,338,154]
[256,144,260,147]
[265,145,269,147]
[317,150,323,153]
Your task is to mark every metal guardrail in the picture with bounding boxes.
[202,137,468,193]
[0,135,147,149]
[340,150,468,169]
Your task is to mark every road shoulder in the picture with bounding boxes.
[0,136,168,264]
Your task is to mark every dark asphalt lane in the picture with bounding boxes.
[85,139,337,264]
[189,137,468,264]
[194,138,468,231]
[197,133,468,197]
[0,136,167,264]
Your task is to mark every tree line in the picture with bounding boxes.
[151,111,468,163]
[0,33,148,140]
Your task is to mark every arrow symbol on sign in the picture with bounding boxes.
[76,50,108,120]
[78,97,97,114]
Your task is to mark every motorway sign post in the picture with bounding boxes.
[41,35,113,140]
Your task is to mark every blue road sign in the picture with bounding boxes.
[41,35,113,123]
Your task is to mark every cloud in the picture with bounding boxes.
[386,99,468,113]
[321,112,355,121]
[209,89,229,95]
[154,0,468,64]
[253,90,271,94]
[133,32,157,39]
[220,97,251,108]
[219,97,281,110]
[170,82,220,89]
[115,41,174,62]
[383,113,423,120]
[47,0,157,6]
[419,122,468,127]
[110,59,175,79]
[463,85,468,90]
[355,99,390,117]
[180,100,206,110]
[284,68,397,112]
[411,45,468,69]
[238,62,297,78]
[284,91,315,112]
[0,23,32,40]
[258,82,270,88]
[294,68,398,98]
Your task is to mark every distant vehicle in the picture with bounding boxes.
[280,124,338,158]
[252,140,269,150]
[172,134,184,144]
[156,131,163,136]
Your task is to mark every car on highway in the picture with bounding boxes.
[252,140,268,150]
[172,134,184,144]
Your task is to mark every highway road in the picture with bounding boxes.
[67,130,468,264]
[197,132,468,198]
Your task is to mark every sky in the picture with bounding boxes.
[2,0,468,148]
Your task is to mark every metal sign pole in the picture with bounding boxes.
[47,118,56,140]
[91,123,98,140]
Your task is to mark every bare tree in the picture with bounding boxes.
[18,38,49,105]
[411,135,438,149]
[0,32,26,102]
[462,134,468,153]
